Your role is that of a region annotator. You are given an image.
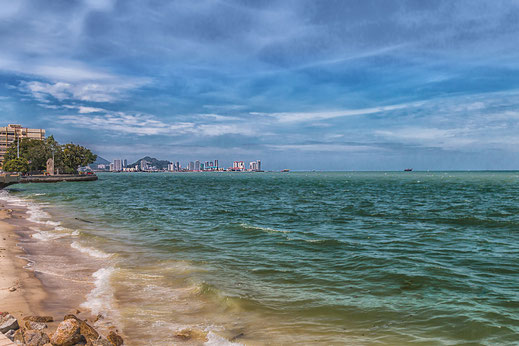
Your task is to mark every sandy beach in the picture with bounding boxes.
[0,201,124,345]
[0,207,47,319]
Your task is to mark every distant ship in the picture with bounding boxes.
[404,168,413,172]
[281,169,290,172]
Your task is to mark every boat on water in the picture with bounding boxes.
[404,168,413,172]
[281,169,290,172]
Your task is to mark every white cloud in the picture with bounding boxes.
[20,79,147,103]
[59,112,256,137]
[268,144,379,152]
[252,103,412,123]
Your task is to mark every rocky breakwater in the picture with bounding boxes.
[0,312,123,346]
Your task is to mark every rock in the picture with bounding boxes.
[230,332,245,341]
[23,316,54,323]
[62,314,78,321]
[24,329,50,346]
[25,321,47,330]
[4,328,15,341]
[0,313,19,333]
[61,313,99,343]
[50,318,84,346]
[174,328,208,342]
[91,338,112,346]
[106,331,124,346]
[13,328,25,344]
[8,286,16,292]
[79,320,99,343]
[93,314,104,323]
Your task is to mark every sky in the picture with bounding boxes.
[1,0,519,170]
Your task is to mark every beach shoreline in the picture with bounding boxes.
[0,197,125,345]
[0,206,47,319]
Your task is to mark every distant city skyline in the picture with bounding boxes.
[2,1,519,170]
[103,156,261,172]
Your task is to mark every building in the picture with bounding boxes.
[0,124,45,167]
[140,160,149,171]
[188,161,195,171]
[195,160,200,171]
[233,161,245,170]
[123,159,128,168]
[109,163,114,171]
[167,162,175,171]
[214,159,219,169]
[112,159,122,171]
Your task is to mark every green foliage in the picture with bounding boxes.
[61,143,97,174]
[3,157,29,173]
[3,135,96,174]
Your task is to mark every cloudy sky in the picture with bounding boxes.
[1,0,519,170]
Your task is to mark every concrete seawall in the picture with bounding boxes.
[20,174,98,183]
[0,174,20,189]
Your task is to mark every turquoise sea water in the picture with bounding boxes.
[6,172,519,345]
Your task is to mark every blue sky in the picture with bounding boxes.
[1,0,519,170]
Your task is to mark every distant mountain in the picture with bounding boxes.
[93,156,110,165]
[130,156,170,170]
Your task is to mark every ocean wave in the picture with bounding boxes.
[0,190,62,226]
[31,226,79,241]
[205,331,243,346]
[239,223,291,234]
[32,230,66,241]
[71,241,112,258]
[80,267,115,316]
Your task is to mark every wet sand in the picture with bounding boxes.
[0,207,46,319]
[0,203,117,340]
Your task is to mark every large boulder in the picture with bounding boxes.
[107,331,124,346]
[25,321,48,330]
[0,313,19,333]
[23,316,54,323]
[79,320,99,343]
[24,329,50,346]
[62,314,99,343]
[49,318,84,346]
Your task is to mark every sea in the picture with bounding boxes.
[1,171,518,345]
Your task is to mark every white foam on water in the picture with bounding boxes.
[32,230,65,241]
[0,190,62,226]
[240,223,291,234]
[205,331,243,346]
[30,226,78,241]
[80,267,115,316]
[71,241,111,259]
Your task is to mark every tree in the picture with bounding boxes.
[61,143,97,174]
[4,138,47,172]
[3,136,96,174]
[3,157,29,173]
